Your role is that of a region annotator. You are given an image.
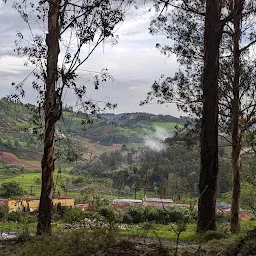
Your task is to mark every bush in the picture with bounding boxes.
[0,207,9,219]
[122,212,133,224]
[8,211,22,222]
[226,228,256,256]
[72,176,84,185]
[143,207,158,222]
[125,207,145,224]
[216,212,231,223]
[100,207,122,223]
[0,181,23,198]
[99,207,122,232]
[123,206,194,224]
[156,207,192,224]
[55,205,70,216]
[202,230,228,242]
[23,213,37,223]
[99,207,118,222]
[83,211,101,220]
[64,208,86,223]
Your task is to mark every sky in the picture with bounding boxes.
[0,1,182,117]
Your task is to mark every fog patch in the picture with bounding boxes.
[144,126,173,152]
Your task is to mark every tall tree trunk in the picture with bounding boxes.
[197,0,222,232]
[37,0,60,235]
[231,0,242,233]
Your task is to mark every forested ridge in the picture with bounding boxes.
[0,98,187,147]
[72,137,256,209]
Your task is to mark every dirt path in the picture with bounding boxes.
[0,151,40,169]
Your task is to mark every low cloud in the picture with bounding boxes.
[144,126,173,152]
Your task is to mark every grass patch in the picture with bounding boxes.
[0,172,82,197]
[153,122,183,130]
[120,223,199,241]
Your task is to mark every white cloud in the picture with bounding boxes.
[0,1,182,117]
[144,126,173,152]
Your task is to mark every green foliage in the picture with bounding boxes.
[7,211,22,222]
[0,173,81,197]
[227,227,256,256]
[0,181,23,198]
[64,208,86,223]
[223,181,256,209]
[124,207,145,224]
[153,122,182,130]
[0,207,9,219]
[0,231,166,256]
[201,230,228,242]
[71,176,85,185]
[83,211,101,221]
[99,207,122,232]
[99,207,120,223]
[123,206,194,225]
[216,212,231,224]
[72,144,203,197]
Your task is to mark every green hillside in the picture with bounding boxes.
[0,172,80,197]
[0,98,187,183]
[0,98,185,150]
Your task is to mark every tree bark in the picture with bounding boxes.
[37,0,60,235]
[231,0,243,233]
[197,0,222,232]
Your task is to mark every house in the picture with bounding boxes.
[0,198,8,208]
[112,199,142,209]
[142,198,174,207]
[8,199,40,212]
[216,202,254,220]
[112,198,175,210]
[76,204,89,211]
[52,194,74,208]
[7,194,74,212]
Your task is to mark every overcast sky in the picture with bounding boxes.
[0,1,182,117]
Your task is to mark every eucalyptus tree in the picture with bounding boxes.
[7,0,132,234]
[218,0,256,231]
[142,0,256,231]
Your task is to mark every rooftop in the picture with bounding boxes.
[143,198,174,203]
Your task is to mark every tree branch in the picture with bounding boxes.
[240,39,256,53]
[60,1,101,36]
[220,0,245,26]
[167,2,205,16]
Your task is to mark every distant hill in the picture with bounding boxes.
[0,98,189,163]
[61,111,188,146]
[99,112,189,126]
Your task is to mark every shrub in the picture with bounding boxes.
[99,207,119,222]
[143,207,158,222]
[99,207,122,232]
[202,230,228,242]
[123,206,194,224]
[157,207,191,224]
[0,207,9,219]
[84,211,101,220]
[122,212,133,224]
[8,211,22,222]
[64,208,86,223]
[0,181,23,198]
[72,176,84,185]
[216,212,231,223]
[125,207,145,224]
[55,205,70,216]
